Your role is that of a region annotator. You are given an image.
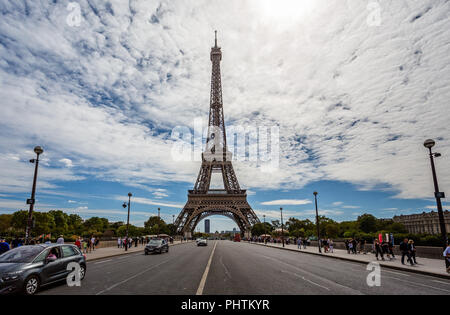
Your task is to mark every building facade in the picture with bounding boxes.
[393,210,450,235]
[205,219,210,234]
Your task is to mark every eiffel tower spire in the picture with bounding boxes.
[174,32,259,237]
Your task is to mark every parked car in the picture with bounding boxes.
[197,239,208,246]
[0,244,86,295]
[145,239,169,255]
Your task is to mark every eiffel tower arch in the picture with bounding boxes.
[175,32,259,238]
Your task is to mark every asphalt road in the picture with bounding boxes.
[39,241,450,295]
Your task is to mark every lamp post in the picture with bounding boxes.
[280,207,285,248]
[173,214,175,224]
[314,191,321,253]
[158,207,160,218]
[122,192,132,251]
[25,146,44,244]
[424,139,448,249]
[263,214,266,244]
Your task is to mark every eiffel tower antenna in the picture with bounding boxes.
[174,32,259,238]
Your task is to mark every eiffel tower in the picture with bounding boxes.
[175,32,259,238]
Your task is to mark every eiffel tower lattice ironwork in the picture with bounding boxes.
[175,32,259,237]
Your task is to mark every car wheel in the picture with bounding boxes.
[79,264,86,280]
[145,251,148,255]
[23,275,40,295]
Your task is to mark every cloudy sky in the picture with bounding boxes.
[0,0,449,233]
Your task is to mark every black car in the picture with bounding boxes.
[145,239,169,255]
[0,244,86,295]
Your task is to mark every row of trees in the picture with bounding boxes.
[251,214,446,246]
[0,210,176,242]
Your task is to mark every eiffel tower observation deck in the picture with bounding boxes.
[175,32,259,238]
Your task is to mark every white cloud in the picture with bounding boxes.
[59,158,73,168]
[260,199,312,206]
[342,205,361,209]
[332,202,344,206]
[113,195,183,209]
[0,0,449,201]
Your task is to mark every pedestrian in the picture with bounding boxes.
[56,235,64,244]
[117,237,121,248]
[329,239,334,253]
[303,238,307,249]
[374,239,384,261]
[408,240,417,264]
[444,243,450,274]
[361,239,367,254]
[297,238,301,249]
[83,239,88,254]
[381,241,391,260]
[75,237,81,250]
[388,241,395,259]
[90,236,95,251]
[348,240,353,254]
[352,239,357,254]
[345,239,350,254]
[400,238,413,266]
[0,238,10,254]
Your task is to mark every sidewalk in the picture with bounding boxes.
[82,240,193,262]
[250,241,450,279]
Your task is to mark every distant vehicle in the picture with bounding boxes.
[233,234,241,242]
[0,244,86,295]
[145,239,169,255]
[197,239,207,246]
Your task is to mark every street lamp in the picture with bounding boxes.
[314,191,321,253]
[280,207,285,248]
[424,139,448,249]
[172,214,175,224]
[25,146,44,244]
[122,192,132,251]
[158,207,160,218]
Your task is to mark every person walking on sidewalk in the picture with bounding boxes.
[329,239,334,253]
[351,239,357,254]
[90,236,95,251]
[408,240,417,264]
[444,243,450,274]
[400,238,413,266]
[297,238,302,249]
[388,241,395,259]
[117,237,121,248]
[374,239,384,261]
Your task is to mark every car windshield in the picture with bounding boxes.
[0,246,44,263]
[149,240,162,245]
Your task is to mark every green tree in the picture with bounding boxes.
[251,222,272,236]
[11,210,28,231]
[357,214,377,233]
[0,214,13,234]
[49,210,69,236]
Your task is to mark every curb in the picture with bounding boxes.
[249,242,450,280]
[87,241,194,262]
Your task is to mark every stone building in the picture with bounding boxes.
[393,210,450,235]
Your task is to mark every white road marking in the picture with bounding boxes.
[281,270,330,291]
[196,241,218,295]
[381,270,410,277]
[385,276,450,293]
[95,258,173,295]
[94,259,112,264]
[432,280,450,286]
[258,253,364,295]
